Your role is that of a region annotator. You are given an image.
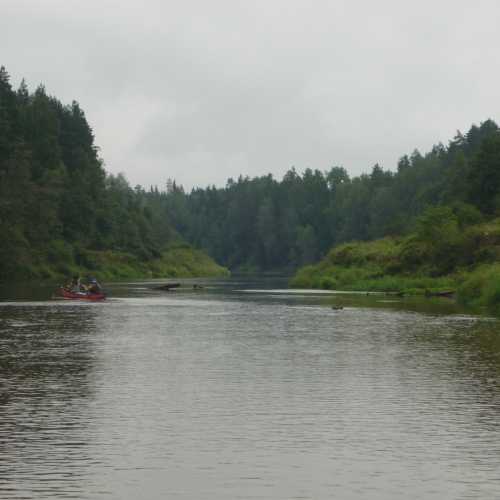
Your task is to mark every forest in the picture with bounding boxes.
[164,119,500,273]
[0,66,225,280]
[2,64,500,299]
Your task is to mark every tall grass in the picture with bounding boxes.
[24,243,229,282]
[291,235,463,296]
[457,264,500,312]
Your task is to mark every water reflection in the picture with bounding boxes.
[0,303,99,499]
[0,281,499,499]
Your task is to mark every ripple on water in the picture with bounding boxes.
[0,283,499,499]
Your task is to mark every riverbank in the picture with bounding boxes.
[10,242,230,283]
[290,216,500,314]
[291,239,456,293]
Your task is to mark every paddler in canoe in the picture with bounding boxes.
[60,276,105,300]
[68,275,84,292]
[87,277,102,294]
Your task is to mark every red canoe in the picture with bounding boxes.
[59,288,106,301]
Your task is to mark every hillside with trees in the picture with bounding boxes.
[163,119,500,274]
[161,117,500,310]
[0,66,227,281]
[3,63,500,306]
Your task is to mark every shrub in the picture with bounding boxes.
[47,239,74,265]
[457,264,500,311]
[320,277,337,290]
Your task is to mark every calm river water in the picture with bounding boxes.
[1,277,500,499]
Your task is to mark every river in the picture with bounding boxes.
[1,277,500,499]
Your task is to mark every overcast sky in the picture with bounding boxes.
[2,0,499,190]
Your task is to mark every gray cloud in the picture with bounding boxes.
[2,0,500,189]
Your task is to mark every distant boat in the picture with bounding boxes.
[58,287,106,301]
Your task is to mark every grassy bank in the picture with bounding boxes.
[291,238,457,294]
[12,242,229,283]
[291,211,500,313]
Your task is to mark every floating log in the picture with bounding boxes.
[425,289,455,298]
[155,282,181,291]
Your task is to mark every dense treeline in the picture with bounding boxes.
[0,66,180,280]
[3,64,500,281]
[165,119,500,271]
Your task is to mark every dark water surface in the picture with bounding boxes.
[1,278,500,499]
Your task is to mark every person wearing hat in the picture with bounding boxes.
[87,278,102,294]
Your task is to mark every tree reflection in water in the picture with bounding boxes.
[0,303,99,499]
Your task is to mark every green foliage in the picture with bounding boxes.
[401,206,463,274]
[468,133,500,214]
[457,264,500,313]
[3,65,500,296]
[11,245,229,282]
[155,119,500,272]
[291,216,500,311]
[149,244,230,278]
[46,239,73,264]
[326,238,400,267]
[82,245,229,280]
[451,202,483,227]
[0,66,227,282]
